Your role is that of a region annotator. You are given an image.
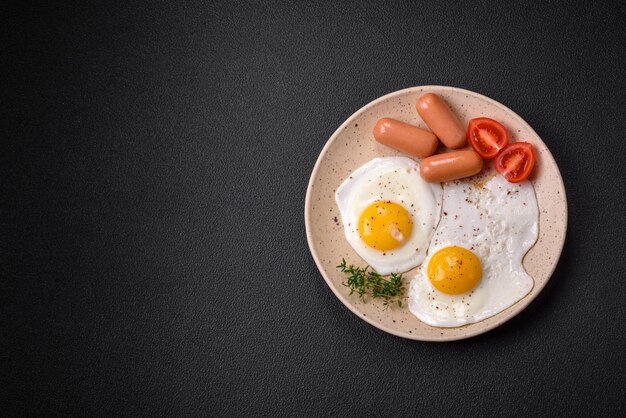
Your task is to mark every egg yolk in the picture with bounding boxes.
[358,201,413,251]
[427,246,482,294]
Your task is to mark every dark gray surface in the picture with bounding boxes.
[3,1,626,416]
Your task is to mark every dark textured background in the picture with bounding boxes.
[3,1,626,416]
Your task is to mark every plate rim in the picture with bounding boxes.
[304,85,568,341]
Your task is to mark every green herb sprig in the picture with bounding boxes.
[336,259,405,307]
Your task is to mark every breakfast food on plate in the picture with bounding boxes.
[416,93,466,149]
[495,142,535,183]
[334,90,540,327]
[408,175,539,327]
[419,149,483,183]
[467,117,509,159]
[335,157,442,275]
[373,117,438,158]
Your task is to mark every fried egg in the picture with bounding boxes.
[336,157,442,275]
[408,174,539,327]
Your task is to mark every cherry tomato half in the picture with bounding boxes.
[467,117,509,159]
[495,142,535,183]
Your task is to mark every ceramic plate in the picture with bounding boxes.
[305,86,567,341]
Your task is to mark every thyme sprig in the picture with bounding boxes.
[337,259,405,307]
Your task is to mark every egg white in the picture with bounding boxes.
[408,175,539,327]
[336,157,442,275]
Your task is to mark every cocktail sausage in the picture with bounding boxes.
[416,93,466,149]
[420,150,483,182]
[373,118,438,158]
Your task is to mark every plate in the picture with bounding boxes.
[305,86,567,341]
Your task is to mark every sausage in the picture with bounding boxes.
[416,93,466,149]
[420,149,483,182]
[373,118,438,158]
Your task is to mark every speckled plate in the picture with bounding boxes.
[305,86,567,341]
